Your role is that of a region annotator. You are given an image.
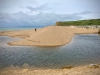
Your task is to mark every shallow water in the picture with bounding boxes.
[0,34,100,69]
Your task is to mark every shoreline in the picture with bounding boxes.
[0,64,100,75]
[0,26,100,75]
[0,26,99,46]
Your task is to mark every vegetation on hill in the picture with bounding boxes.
[56,19,100,26]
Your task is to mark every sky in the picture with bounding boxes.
[0,0,100,27]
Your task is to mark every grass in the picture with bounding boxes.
[56,19,100,26]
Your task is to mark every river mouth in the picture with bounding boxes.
[0,34,100,69]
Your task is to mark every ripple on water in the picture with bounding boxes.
[0,34,100,69]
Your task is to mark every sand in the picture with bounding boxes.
[0,26,99,46]
[0,65,100,75]
[0,26,100,75]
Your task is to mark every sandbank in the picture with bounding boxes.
[0,26,99,46]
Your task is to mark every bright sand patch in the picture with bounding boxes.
[0,26,99,46]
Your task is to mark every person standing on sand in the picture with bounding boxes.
[35,28,36,32]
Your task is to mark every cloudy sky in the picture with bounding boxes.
[0,0,100,27]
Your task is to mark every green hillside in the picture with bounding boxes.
[56,19,100,26]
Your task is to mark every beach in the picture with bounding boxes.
[0,26,100,75]
[0,26,99,46]
[0,65,100,75]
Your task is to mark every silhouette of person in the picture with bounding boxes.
[35,28,36,32]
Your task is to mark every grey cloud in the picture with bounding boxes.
[79,11,92,15]
[73,11,92,15]
[0,12,12,22]
[76,11,100,19]
[0,11,83,27]
[26,3,50,12]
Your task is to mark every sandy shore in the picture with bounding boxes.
[0,26,100,75]
[0,26,99,46]
[0,64,100,75]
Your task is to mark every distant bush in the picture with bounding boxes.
[56,19,100,26]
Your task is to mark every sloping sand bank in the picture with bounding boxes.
[0,26,99,46]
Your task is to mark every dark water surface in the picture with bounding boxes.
[0,34,100,69]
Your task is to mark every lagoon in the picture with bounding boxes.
[0,34,100,69]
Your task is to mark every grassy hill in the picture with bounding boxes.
[56,19,100,26]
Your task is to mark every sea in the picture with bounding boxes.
[0,27,100,69]
[0,26,45,31]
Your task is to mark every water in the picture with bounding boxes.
[0,26,45,31]
[0,34,100,69]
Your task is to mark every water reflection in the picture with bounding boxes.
[0,34,100,69]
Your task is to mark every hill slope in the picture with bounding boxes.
[56,19,100,26]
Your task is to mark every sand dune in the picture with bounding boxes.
[0,26,98,46]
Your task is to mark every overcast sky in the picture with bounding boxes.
[0,0,100,27]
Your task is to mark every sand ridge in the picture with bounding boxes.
[0,26,99,46]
